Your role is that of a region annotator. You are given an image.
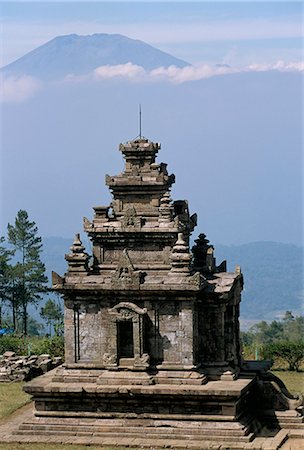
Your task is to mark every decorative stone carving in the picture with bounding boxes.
[108,302,147,319]
[52,271,63,287]
[158,191,174,226]
[134,353,150,368]
[188,271,206,288]
[83,217,93,231]
[111,250,143,289]
[121,206,141,230]
[102,353,117,367]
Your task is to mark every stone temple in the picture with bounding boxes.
[21,137,303,448]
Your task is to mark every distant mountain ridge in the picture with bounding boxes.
[1,33,190,80]
[42,238,303,325]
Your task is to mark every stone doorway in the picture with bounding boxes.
[117,319,134,359]
[105,302,150,369]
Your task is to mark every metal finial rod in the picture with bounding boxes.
[139,104,142,138]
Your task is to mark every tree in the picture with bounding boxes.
[4,263,25,332]
[250,320,284,345]
[282,311,304,342]
[40,298,63,336]
[264,341,304,371]
[241,311,304,369]
[7,210,48,335]
[0,236,13,328]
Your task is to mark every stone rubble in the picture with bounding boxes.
[0,351,62,382]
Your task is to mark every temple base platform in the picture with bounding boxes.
[10,365,301,449]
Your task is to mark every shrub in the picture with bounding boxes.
[0,335,28,355]
[0,335,64,359]
[29,336,64,358]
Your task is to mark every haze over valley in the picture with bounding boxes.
[1,1,302,326]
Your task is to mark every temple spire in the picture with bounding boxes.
[139,104,142,138]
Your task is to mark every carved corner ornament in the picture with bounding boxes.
[188,272,207,288]
[83,216,93,231]
[134,353,150,368]
[52,271,64,287]
[102,353,117,367]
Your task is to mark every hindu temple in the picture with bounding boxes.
[20,136,303,448]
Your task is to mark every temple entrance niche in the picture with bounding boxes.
[105,302,149,369]
[118,320,134,358]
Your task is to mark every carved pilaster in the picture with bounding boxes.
[158,191,174,227]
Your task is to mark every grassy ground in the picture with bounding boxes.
[272,370,304,394]
[0,383,31,420]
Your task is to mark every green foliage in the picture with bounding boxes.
[23,317,45,336]
[29,335,64,358]
[6,210,48,335]
[0,335,28,354]
[40,298,63,336]
[0,236,14,328]
[263,341,304,371]
[0,334,64,358]
[241,311,304,370]
[282,311,304,341]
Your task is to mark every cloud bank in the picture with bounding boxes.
[0,75,42,102]
[80,60,304,84]
[1,60,303,103]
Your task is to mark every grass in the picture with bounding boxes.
[272,370,304,395]
[0,382,31,420]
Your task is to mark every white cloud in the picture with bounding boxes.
[0,75,42,102]
[151,60,304,83]
[93,62,146,80]
[1,60,303,103]
[150,64,235,83]
[65,60,303,85]
[246,61,304,72]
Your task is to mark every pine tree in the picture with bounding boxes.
[0,236,14,328]
[40,298,63,336]
[7,210,48,335]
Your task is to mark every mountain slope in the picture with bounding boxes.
[1,33,190,80]
[215,241,303,323]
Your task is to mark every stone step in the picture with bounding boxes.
[18,422,253,437]
[261,414,304,428]
[275,423,304,430]
[15,428,256,443]
[21,417,252,429]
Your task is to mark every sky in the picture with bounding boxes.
[1,1,303,67]
[0,1,303,246]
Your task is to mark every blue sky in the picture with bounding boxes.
[1,1,303,67]
[0,1,303,246]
